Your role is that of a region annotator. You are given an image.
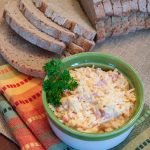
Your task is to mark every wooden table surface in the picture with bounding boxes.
[0,134,19,150]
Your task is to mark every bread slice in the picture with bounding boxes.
[136,12,147,30]
[130,0,138,12]
[121,0,131,15]
[112,0,123,16]
[19,0,95,53]
[112,16,123,36]
[121,15,130,34]
[94,2,106,20]
[4,0,66,55]
[79,0,106,42]
[93,0,101,5]
[67,43,85,54]
[96,20,106,42]
[0,20,58,78]
[79,0,106,24]
[103,0,114,16]
[33,0,96,40]
[79,0,97,26]
[128,12,137,32]
[138,0,147,13]
[19,0,75,44]
[104,16,112,37]
[148,0,150,14]
[97,15,125,42]
[75,37,95,52]
[145,15,150,29]
[146,0,150,27]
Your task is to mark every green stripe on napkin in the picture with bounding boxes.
[112,104,150,150]
[1,92,150,150]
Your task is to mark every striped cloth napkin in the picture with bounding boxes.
[0,64,150,150]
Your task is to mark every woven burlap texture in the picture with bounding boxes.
[0,0,150,142]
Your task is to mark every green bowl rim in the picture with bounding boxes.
[42,52,144,141]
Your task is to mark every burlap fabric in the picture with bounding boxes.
[0,0,150,147]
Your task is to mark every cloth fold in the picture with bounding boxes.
[0,64,69,150]
[0,95,44,150]
[0,64,150,150]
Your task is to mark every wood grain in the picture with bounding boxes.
[0,134,19,150]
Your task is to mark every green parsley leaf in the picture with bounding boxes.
[43,59,78,107]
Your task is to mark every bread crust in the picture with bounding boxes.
[4,0,66,54]
[94,2,106,19]
[136,12,147,30]
[96,20,106,42]
[19,0,95,53]
[112,0,123,16]
[128,12,137,32]
[0,20,58,78]
[130,0,138,12]
[33,0,96,40]
[112,16,123,36]
[75,37,95,51]
[138,0,147,13]
[103,0,114,16]
[67,43,84,54]
[147,0,150,14]
[121,0,131,15]
[20,0,75,44]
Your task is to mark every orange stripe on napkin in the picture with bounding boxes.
[0,65,60,149]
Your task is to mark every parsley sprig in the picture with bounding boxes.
[43,59,78,107]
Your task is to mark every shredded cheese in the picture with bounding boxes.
[49,67,136,133]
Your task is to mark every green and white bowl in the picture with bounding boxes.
[42,52,144,150]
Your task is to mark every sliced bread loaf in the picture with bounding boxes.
[4,0,66,54]
[19,0,75,44]
[75,37,95,51]
[96,20,106,42]
[104,16,112,37]
[19,0,95,53]
[138,0,147,13]
[121,15,130,33]
[145,16,150,29]
[130,0,138,12]
[67,43,85,54]
[103,0,114,16]
[112,16,123,36]
[112,0,123,16]
[0,20,58,78]
[148,0,150,13]
[121,0,131,15]
[33,0,96,40]
[79,0,106,24]
[136,12,147,30]
[79,0,98,26]
[128,12,137,32]
[94,2,106,20]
